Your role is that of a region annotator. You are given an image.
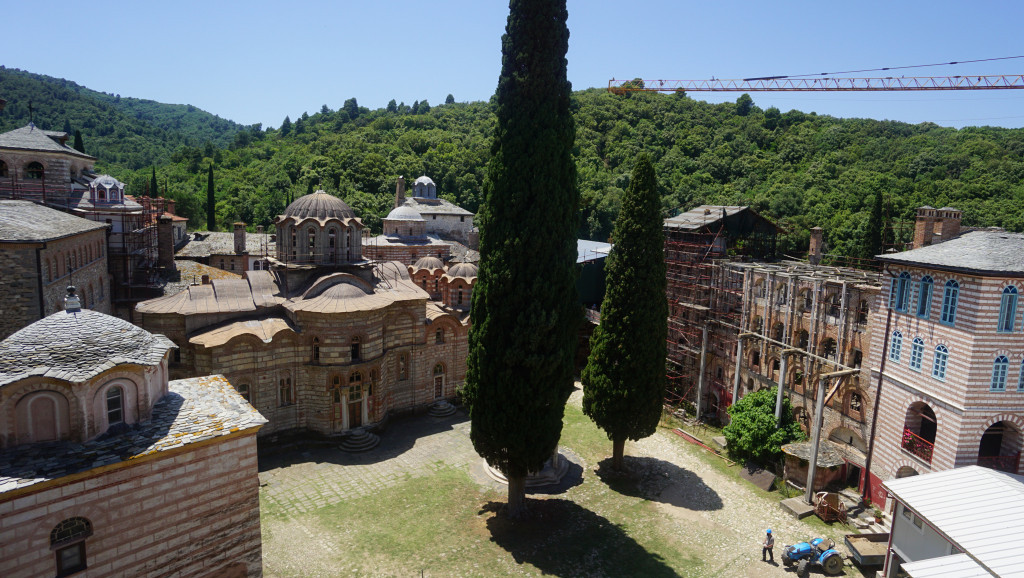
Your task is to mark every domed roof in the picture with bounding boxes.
[447,262,479,279]
[412,256,444,271]
[414,176,435,186]
[386,205,424,221]
[90,174,124,189]
[0,309,174,387]
[283,190,356,220]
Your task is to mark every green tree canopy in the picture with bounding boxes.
[206,164,216,231]
[582,153,667,470]
[464,0,578,517]
[722,387,805,464]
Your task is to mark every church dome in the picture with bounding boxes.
[413,176,435,186]
[386,206,424,221]
[447,262,478,279]
[412,256,444,271]
[0,309,174,387]
[283,190,355,220]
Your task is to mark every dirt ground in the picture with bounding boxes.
[259,387,863,577]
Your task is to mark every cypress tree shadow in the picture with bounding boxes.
[480,499,679,577]
[595,456,723,511]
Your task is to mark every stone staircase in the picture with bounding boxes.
[838,488,892,533]
[428,399,458,418]
[339,428,381,452]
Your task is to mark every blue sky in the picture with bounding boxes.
[4,0,1024,129]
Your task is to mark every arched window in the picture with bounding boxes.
[237,383,251,403]
[752,316,764,334]
[991,356,1010,391]
[106,386,123,425]
[941,280,959,325]
[312,337,320,362]
[457,288,463,305]
[797,329,809,350]
[434,363,445,375]
[889,331,903,362]
[350,336,361,361]
[916,276,933,318]
[998,286,1018,333]
[826,293,841,318]
[307,228,317,258]
[25,161,44,180]
[847,391,864,419]
[754,279,766,299]
[279,374,293,406]
[890,272,912,312]
[776,284,788,305]
[932,345,949,380]
[820,338,837,361]
[51,517,92,576]
[435,329,444,344]
[909,337,925,371]
[771,322,784,342]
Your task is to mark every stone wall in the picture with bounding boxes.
[363,243,451,267]
[0,432,263,577]
[0,244,43,341]
[422,214,474,243]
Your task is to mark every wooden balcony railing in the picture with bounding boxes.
[901,428,934,463]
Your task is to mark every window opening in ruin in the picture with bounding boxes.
[106,386,123,425]
[51,517,92,577]
[848,392,863,417]
[821,338,837,362]
[852,349,863,369]
[797,330,809,350]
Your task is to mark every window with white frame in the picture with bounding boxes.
[991,356,1010,391]
[51,517,92,576]
[998,286,1018,333]
[941,280,959,325]
[909,337,924,371]
[106,386,123,425]
[916,276,933,318]
[889,330,903,362]
[932,344,949,380]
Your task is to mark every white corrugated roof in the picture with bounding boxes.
[902,553,991,577]
[884,466,1024,577]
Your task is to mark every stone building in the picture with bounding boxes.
[0,124,96,201]
[0,292,266,577]
[866,212,1024,504]
[363,176,477,265]
[0,200,110,339]
[136,192,471,441]
[175,223,275,273]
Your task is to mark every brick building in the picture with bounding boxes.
[0,200,110,340]
[136,192,471,441]
[0,124,96,202]
[0,294,266,577]
[865,214,1024,503]
[175,223,275,273]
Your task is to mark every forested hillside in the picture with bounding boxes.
[0,67,245,169]
[7,66,1023,258]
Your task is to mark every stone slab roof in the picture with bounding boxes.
[876,230,1024,276]
[0,375,266,495]
[402,197,473,216]
[0,309,174,388]
[365,233,452,248]
[175,231,274,258]
[781,439,849,468]
[0,124,95,160]
[158,260,243,299]
[0,200,107,243]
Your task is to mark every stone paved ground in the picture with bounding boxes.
[259,389,860,577]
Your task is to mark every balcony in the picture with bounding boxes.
[978,452,1020,474]
[901,428,934,463]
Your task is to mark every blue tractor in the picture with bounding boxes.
[781,537,844,577]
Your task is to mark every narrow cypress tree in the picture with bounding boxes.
[581,154,667,471]
[150,168,158,201]
[864,191,884,258]
[464,0,578,517]
[72,130,84,153]
[206,165,216,231]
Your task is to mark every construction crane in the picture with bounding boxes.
[608,75,1024,93]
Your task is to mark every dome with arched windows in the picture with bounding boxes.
[386,206,424,221]
[283,190,356,221]
[412,175,437,199]
[446,262,478,279]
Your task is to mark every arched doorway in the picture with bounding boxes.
[348,372,363,428]
[978,421,1022,473]
[902,402,937,463]
[433,363,445,399]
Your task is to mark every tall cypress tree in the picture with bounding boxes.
[864,191,884,258]
[72,130,84,153]
[464,0,578,517]
[206,165,216,231]
[150,167,159,199]
[581,154,667,471]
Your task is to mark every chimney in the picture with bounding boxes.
[202,274,211,285]
[64,285,82,312]
[234,222,247,254]
[394,176,406,209]
[166,199,176,214]
[934,207,961,243]
[157,215,176,270]
[913,206,937,248]
[808,227,824,265]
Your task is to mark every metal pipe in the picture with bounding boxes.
[695,323,709,418]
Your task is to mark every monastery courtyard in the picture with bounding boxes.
[258,386,858,577]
